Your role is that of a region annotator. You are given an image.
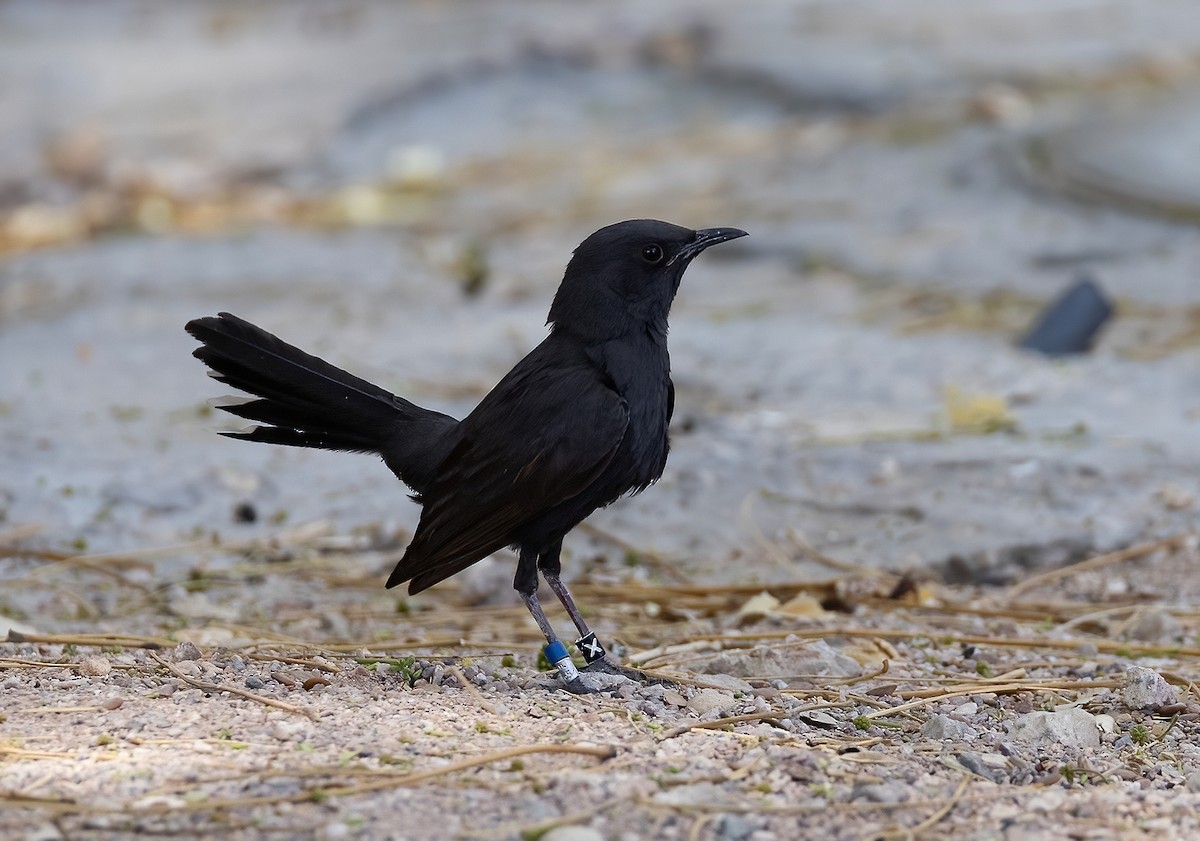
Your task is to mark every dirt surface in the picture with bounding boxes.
[4,2,1200,839]
[4,529,1200,840]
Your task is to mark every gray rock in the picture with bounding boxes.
[662,689,688,707]
[955,752,1005,783]
[173,641,202,662]
[695,673,756,693]
[637,683,667,703]
[717,813,759,840]
[920,714,978,741]
[638,700,665,717]
[1122,666,1177,710]
[565,670,635,695]
[244,675,265,689]
[699,641,860,679]
[1009,709,1100,750]
[172,660,201,677]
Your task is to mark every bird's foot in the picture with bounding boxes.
[544,638,676,692]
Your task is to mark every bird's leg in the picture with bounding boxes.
[544,573,590,638]
[519,590,558,643]
[538,540,607,667]
[515,546,578,683]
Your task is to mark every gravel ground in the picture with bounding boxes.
[3,529,1200,840]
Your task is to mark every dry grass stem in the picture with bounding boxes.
[660,710,791,740]
[446,663,498,715]
[0,743,616,815]
[1006,535,1189,598]
[150,653,318,720]
[871,776,971,840]
[863,679,1121,720]
[6,631,174,649]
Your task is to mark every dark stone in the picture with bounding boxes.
[1019,276,1113,356]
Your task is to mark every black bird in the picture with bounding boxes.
[185,219,747,683]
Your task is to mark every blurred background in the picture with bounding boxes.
[2,0,1200,631]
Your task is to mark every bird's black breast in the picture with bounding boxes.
[590,328,672,497]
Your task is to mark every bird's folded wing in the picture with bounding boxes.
[388,368,628,593]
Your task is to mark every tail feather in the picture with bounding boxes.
[187,312,398,414]
[185,312,458,494]
[220,426,379,453]
[220,395,367,436]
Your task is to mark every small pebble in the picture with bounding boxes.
[920,714,978,741]
[662,690,688,707]
[173,641,202,662]
[638,683,667,703]
[173,660,201,678]
[717,813,758,840]
[688,689,735,716]
[270,720,309,741]
[245,675,265,689]
[78,656,112,677]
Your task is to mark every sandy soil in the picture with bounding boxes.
[3,528,1200,840]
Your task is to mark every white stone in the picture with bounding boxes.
[541,827,604,841]
[1009,709,1100,749]
[687,688,736,716]
[1123,666,1177,710]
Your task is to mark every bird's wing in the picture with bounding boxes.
[387,362,628,593]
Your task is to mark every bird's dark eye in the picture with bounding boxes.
[640,244,664,264]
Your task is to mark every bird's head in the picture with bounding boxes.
[548,219,748,339]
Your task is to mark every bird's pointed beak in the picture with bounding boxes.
[669,227,749,265]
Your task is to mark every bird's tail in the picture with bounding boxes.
[185,312,456,492]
